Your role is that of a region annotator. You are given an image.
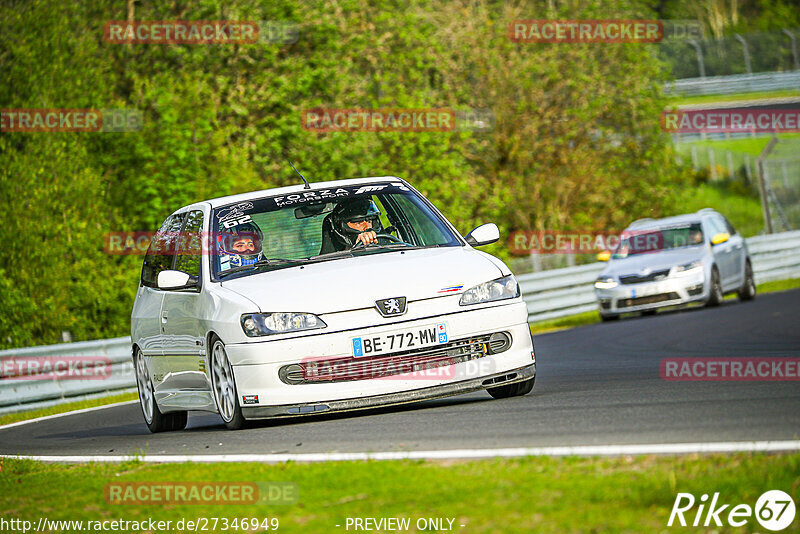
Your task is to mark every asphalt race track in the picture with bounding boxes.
[1,289,798,459]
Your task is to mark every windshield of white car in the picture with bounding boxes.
[612,223,704,258]
[210,183,461,280]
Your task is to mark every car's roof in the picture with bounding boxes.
[198,176,404,209]
[626,209,718,231]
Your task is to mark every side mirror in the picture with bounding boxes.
[711,232,730,246]
[157,270,198,290]
[596,250,611,262]
[465,223,500,246]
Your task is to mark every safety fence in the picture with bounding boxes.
[664,71,800,97]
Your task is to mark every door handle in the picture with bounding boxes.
[161,311,168,322]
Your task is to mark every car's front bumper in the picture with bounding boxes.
[240,362,535,419]
[224,300,535,417]
[594,269,707,315]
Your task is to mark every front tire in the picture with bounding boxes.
[210,336,246,430]
[487,376,535,399]
[134,348,187,433]
[738,261,756,301]
[706,267,723,307]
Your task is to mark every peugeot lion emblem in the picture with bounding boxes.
[375,297,407,317]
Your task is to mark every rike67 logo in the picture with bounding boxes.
[668,490,796,531]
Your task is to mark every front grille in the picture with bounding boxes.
[279,334,493,385]
[617,292,680,308]
[619,269,671,285]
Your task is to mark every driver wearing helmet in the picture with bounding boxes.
[217,222,264,271]
[322,198,384,252]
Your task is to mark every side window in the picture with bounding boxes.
[175,210,204,279]
[722,216,738,235]
[383,193,458,247]
[705,215,727,239]
[140,213,187,288]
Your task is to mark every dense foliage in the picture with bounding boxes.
[1,0,782,348]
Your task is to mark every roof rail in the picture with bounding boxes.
[696,208,717,214]
[629,217,655,227]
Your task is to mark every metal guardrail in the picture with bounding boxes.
[519,230,800,323]
[0,337,135,414]
[664,71,800,97]
[1,231,799,414]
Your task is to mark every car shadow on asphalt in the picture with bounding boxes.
[183,393,494,432]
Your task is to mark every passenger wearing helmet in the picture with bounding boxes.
[217,222,265,271]
[320,198,384,253]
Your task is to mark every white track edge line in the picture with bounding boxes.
[0,400,138,430]
[4,440,800,463]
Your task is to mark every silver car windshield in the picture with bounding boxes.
[210,182,461,279]
[612,223,704,259]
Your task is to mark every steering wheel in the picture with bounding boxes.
[351,233,408,250]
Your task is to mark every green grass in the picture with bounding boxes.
[668,88,800,107]
[531,310,601,335]
[676,182,764,237]
[675,134,800,160]
[1,454,797,533]
[0,392,137,427]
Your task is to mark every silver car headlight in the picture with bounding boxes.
[459,275,519,306]
[594,276,618,289]
[673,260,702,274]
[241,313,327,337]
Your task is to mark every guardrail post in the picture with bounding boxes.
[709,148,717,180]
[727,151,735,179]
[688,39,706,78]
[734,34,752,75]
[783,29,799,71]
[757,137,779,234]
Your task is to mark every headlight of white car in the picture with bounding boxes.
[594,276,618,289]
[459,275,519,306]
[673,260,702,274]
[240,313,327,337]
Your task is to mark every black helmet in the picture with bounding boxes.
[330,198,383,245]
[218,222,264,261]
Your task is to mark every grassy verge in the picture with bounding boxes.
[668,88,800,107]
[1,453,797,533]
[532,279,800,335]
[675,182,764,237]
[0,392,138,427]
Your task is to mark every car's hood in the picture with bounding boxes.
[602,246,706,277]
[220,247,505,314]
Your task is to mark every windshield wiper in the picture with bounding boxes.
[218,258,309,278]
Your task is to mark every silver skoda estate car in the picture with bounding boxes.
[131,177,536,432]
[594,209,755,321]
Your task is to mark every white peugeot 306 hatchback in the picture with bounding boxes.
[131,177,536,431]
